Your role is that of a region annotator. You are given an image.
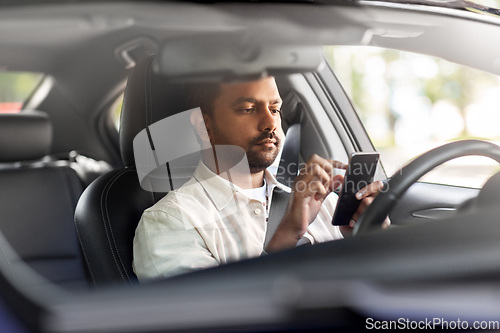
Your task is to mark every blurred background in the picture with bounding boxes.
[324,45,500,188]
[0,71,42,113]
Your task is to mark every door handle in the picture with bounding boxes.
[411,208,457,220]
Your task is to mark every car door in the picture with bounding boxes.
[312,57,483,226]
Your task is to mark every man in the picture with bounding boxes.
[133,76,385,281]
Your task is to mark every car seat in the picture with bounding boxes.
[0,110,89,289]
[74,56,196,288]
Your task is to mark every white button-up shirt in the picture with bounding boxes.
[133,161,343,281]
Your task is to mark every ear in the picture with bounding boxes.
[190,108,211,144]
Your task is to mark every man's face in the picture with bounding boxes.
[206,77,283,174]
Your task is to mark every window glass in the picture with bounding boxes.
[0,72,44,113]
[324,46,500,188]
[467,0,500,10]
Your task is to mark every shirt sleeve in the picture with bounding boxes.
[133,206,219,282]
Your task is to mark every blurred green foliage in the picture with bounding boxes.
[0,72,43,103]
[324,46,500,149]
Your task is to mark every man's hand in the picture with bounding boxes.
[339,180,391,236]
[266,154,346,252]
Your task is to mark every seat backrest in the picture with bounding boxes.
[0,111,89,289]
[75,56,194,287]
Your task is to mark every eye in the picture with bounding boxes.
[271,108,281,115]
[242,108,255,113]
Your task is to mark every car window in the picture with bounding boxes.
[0,71,44,113]
[324,46,500,189]
[468,0,500,9]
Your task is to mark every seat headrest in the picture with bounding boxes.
[0,110,52,163]
[120,56,192,167]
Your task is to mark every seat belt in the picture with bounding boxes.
[264,103,311,248]
[275,103,303,188]
[264,187,290,248]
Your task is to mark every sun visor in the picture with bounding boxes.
[157,35,323,82]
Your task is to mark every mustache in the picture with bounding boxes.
[248,131,281,147]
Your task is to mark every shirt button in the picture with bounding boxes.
[254,208,262,215]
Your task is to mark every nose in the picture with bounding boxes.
[258,105,280,133]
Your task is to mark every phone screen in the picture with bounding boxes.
[331,152,380,226]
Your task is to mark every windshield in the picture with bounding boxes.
[362,0,500,17]
[2,1,500,332]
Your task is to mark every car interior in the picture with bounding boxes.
[0,1,500,332]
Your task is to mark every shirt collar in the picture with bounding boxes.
[193,160,290,211]
[264,168,291,193]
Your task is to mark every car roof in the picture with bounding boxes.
[2,0,500,73]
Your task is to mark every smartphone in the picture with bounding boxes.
[331,152,380,226]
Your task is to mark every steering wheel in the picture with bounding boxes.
[353,140,500,236]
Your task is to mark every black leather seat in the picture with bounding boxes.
[0,110,88,289]
[74,56,194,288]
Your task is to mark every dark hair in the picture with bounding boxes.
[185,82,222,119]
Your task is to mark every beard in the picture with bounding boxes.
[209,126,281,174]
[207,112,283,174]
[245,131,281,174]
